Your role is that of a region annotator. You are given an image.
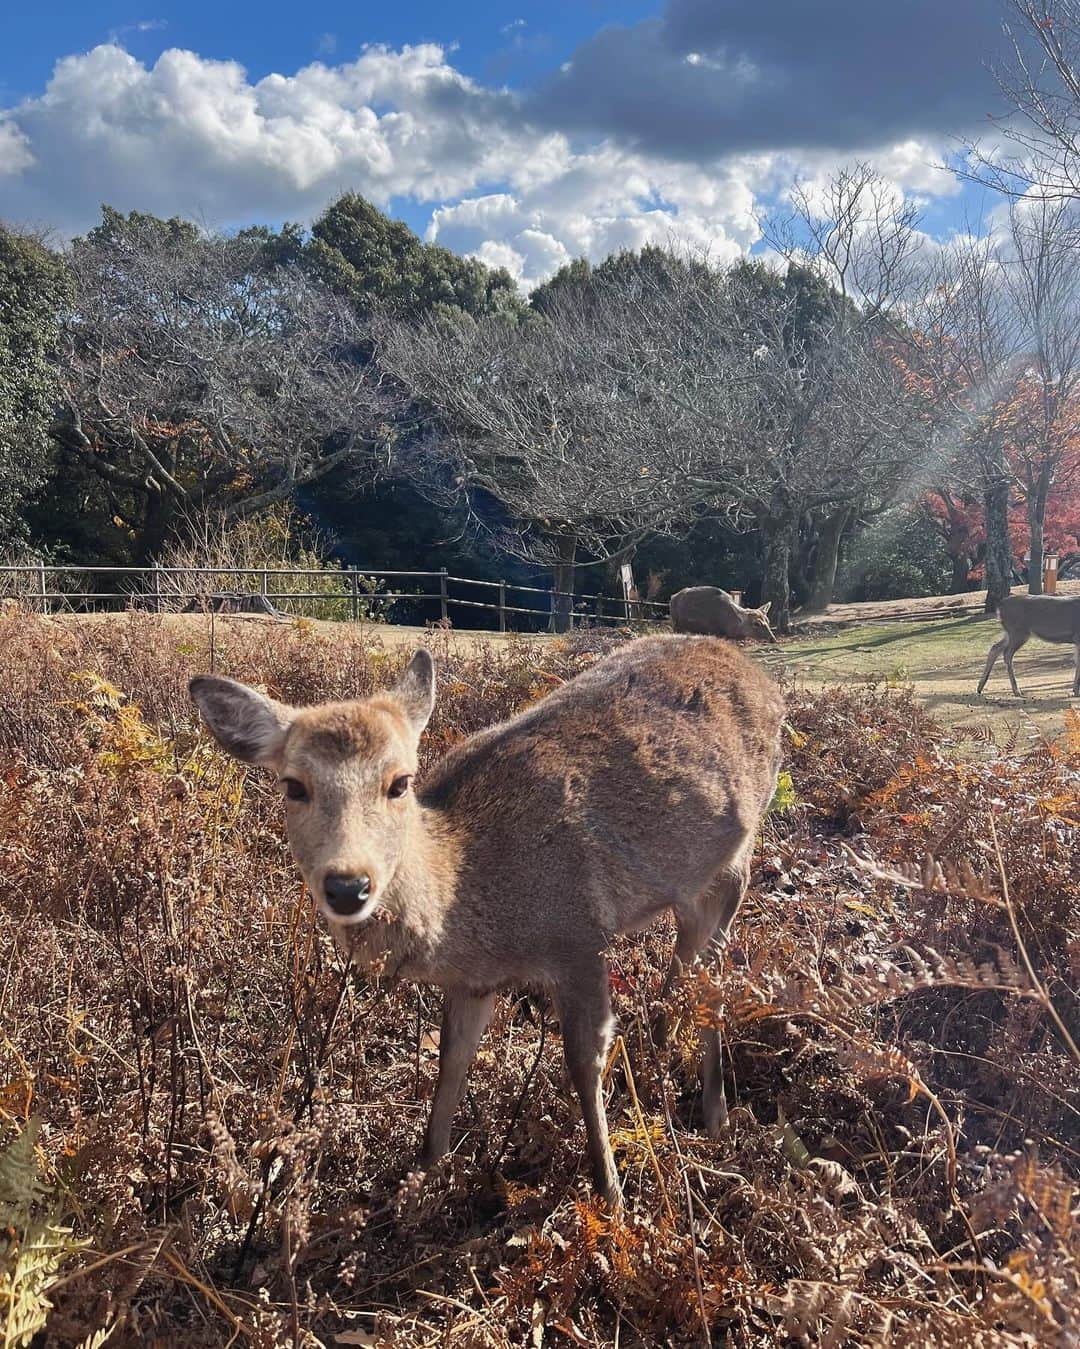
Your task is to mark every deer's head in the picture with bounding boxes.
[742,605,777,643]
[190,651,435,926]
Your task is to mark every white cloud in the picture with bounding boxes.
[0,42,529,230]
[782,139,962,210]
[0,120,34,177]
[0,39,969,288]
[107,18,168,43]
[426,146,764,287]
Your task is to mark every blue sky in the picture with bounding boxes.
[1,1,658,99]
[0,1,1019,288]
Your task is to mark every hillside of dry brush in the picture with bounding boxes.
[0,612,1077,1347]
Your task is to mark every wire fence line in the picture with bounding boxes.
[0,563,670,632]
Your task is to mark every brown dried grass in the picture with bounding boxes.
[0,612,1076,1347]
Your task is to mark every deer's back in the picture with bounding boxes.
[418,636,783,984]
[1000,593,1080,641]
[670,586,741,636]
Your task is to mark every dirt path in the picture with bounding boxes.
[791,577,1080,629]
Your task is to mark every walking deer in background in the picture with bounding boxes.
[977,594,1080,697]
[190,635,784,1206]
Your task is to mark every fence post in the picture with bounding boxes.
[350,569,360,623]
[596,592,603,626]
[38,561,48,616]
[498,580,507,633]
[261,569,269,598]
[152,562,161,614]
[439,568,448,624]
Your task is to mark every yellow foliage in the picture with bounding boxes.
[609,1118,666,1160]
[767,770,798,814]
[66,673,171,777]
[0,1120,88,1349]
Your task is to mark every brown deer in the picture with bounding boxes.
[976,594,1080,697]
[189,635,784,1206]
[670,586,777,643]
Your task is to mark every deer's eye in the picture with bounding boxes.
[387,774,412,799]
[281,777,309,803]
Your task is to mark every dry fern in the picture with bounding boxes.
[0,1120,87,1349]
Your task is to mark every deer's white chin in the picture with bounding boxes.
[321,894,380,928]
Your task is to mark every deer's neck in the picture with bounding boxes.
[388,803,463,950]
[337,803,463,977]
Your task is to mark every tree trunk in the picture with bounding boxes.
[1027,467,1051,595]
[762,516,794,633]
[804,505,851,613]
[1028,505,1044,595]
[950,549,972,593]
[136,488,175,563]
[983,474,1013,615]
[789,514,814,609]
[549,532,577,634]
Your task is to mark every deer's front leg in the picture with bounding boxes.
[420,988,496,1165]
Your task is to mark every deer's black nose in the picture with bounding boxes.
[323,872,371,916]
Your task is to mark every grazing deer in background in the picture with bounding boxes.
[190,635,784,1206]
[670,586,777,643]
[976,594,1080,697]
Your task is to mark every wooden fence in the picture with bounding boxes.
[0,563,669,632]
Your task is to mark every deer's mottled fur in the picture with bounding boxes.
[670,586,777,643]
[190,635,784,1205]
[977,594,1080,697]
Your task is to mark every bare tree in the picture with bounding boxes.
[53,212,401,558]
[905,198,1080,607]
[904,232,1023,614]
[770,164,924,317]
[597,170,930,628]
[378,293,695,630]
[966,0,1080,202]
[384,172,930,630]
[763,167,934,614]
[1003,196,1080,590]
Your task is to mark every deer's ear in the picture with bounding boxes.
[189,676,294,766]
[391,649,436,734]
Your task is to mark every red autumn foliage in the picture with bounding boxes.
[923,369,1080,584]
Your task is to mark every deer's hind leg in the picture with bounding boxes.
[554,960,620,1207]
[659,850,752,1138]
[1002,632,1029,696]
[977,636,1008,694]
[658,854,748,1002]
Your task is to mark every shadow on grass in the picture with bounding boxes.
[921,689,1074,710]
[783,615,992,663]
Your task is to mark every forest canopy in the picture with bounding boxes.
[4,174,1080,629]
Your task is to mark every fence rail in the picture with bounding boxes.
[0,563,669,632]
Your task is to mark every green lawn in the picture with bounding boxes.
[768,614,1078,744]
